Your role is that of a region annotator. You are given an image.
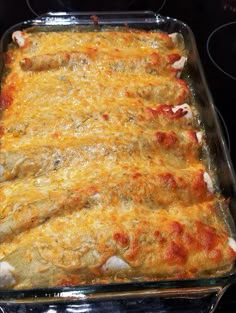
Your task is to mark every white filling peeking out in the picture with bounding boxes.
[228,237,236,252]
[172,103,192,119]
[102,256,130,273]
[12,31,25,47]
[0,262,16,288]
[203,172,214,193]
[169,33,179,45]
[172,56,187,71]
[196,131,203,144]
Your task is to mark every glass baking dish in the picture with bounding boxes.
[0,11,236,313]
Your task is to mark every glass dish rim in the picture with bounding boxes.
[1,10,236,301]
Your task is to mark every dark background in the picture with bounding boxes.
[0,0,236,312]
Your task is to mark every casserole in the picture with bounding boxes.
[0,11,236,312]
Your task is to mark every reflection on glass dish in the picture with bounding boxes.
[207,22,236,80]
[215,106,231,153]
[25,0,166,16]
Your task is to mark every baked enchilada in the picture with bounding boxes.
[0,28,235,289]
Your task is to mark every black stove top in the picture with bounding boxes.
[0,1,236,312]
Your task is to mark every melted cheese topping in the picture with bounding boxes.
[0,28,234,289]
